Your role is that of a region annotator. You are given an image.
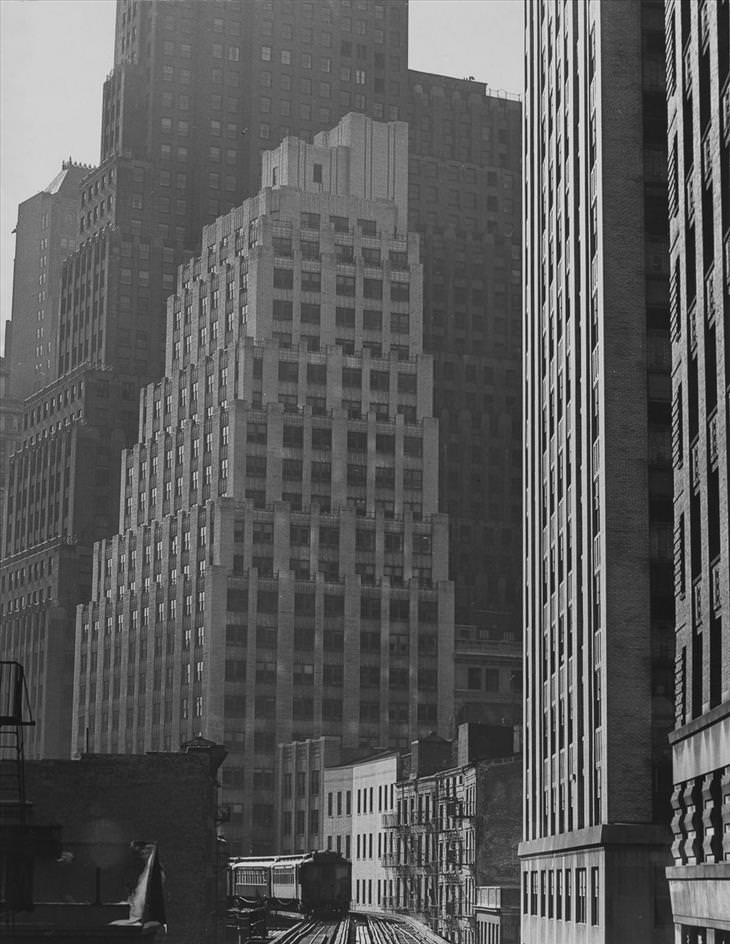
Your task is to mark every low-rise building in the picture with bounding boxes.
[14,745,224,944]
[276,736,342,853]
[351,751,401,911]
[323,761,355,862]
[316,746,402,911]
[474,885,519,944]
[383,725,520,944]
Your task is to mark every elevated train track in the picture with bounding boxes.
[273,911,447,944]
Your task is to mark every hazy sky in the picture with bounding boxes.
[0,0,523,358]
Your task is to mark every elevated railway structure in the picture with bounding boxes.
[272,911,448,944]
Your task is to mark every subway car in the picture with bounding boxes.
[228,851,351,915]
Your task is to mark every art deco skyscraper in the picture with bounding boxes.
[664,0,730,938]
[0,0,410,760]
[74,115,455,855]
[522,1,674,940]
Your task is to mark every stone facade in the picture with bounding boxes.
[5,162,87,401]
[381,728,520,944]
[521,1,675,941]
[74,116,455,855]
[665,0,730,940]
[276,735,342,853]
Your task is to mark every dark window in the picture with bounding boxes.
[301,270,321,292]
[279,361,298,383]
[348,431,367,452]
[283,425,303,448]
[343,367,362,388]
[370,370,389,391]
[363,309,382,330]
[336,306,355,327]
[336,274,356,296]
[301,303,320,324]
[311,427,331,449]
[273,267,293,289]
[363,279,382,299]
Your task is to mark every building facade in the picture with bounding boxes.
[0,369,138,758]
[382,726,520,944]
[664,0,730,940]
[474,885,520,944]
[351,751,400,910]
[5,161,88,401]
[73,115,455,855]
[0,359,22,555]
[320,749,401,909]
[0,0,412,761]
[454,623,523,728]
[276,735,342,853]
[407,73,524,714]
[521,1,675,941]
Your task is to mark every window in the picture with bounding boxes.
[363,309,382,330]
[363,279,382,300]
[590,868,599,925]
[370,370,389,391]
[336,275,355,296]
[274,268,294,290]
[576,868,586,923]
[301,303,320,325]
[261,45,272,61]
[336,307,355,327]
[274,299,293,321]
[391,313,409,334]
[279,361,299,383]
[301,212,320,230]
[301,271,321,292]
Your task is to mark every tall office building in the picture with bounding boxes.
[407,71,524,728]
[0,360,22,553]
[664,0,730,939]
[0,0,408,760]
[74,115,455,855]
[2,0,524,771]
[5,161,88,400]
[522,1,674,941]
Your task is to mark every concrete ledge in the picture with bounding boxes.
[667,864,730,931]
[519,823,670,858]
[669,698,730,745]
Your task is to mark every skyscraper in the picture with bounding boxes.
[74,114,455,855]
[664,0,730,938]
[0,0,409,760]
[407,72,524,727]
[1,0,524,778]
[522,1,674,940]
[5,161,88,400]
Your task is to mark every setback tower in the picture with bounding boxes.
[74,115,455,855]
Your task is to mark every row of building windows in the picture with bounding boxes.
[524,867,599,925]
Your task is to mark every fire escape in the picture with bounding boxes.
[0,661,39,923]
[437,778,477,944]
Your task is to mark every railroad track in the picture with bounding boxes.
[272,911,446,944]
[274,916,350,944]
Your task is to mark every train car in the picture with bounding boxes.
[228,851,351,915]
[228,856,276,904]
[298,851,351,915]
